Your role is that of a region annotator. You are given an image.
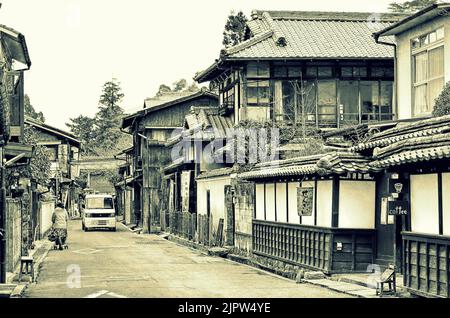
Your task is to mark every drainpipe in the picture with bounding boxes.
[0,147,5,283]
[374,34,398,122]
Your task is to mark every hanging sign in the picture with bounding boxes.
[388,200,409,216]
[297,186,313,216]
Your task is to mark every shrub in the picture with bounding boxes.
[432,81,450,117]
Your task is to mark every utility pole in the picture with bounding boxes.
[0,147,6,283]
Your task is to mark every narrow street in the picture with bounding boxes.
[23,221,349,298]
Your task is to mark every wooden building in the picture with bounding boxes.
[162,107,233,238]
[121,90,218,233]
[240,153,378,273]
[25,117,81,215]
[195,10,407,128]
[350,114,450,298]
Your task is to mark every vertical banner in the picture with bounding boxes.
[181,171,191,213]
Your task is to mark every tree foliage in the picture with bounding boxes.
[24,94,45,122]
[95,79,125,150]
[222,11,248,48]
[66,115,97,155]
[388,0,436,12]
[66,78,130,156]
[172,79,187,92]
[6,126,51,188]
[432,81,450,117]
[156,79,201,97]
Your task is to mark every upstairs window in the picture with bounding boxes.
[247,62,270,78]
[412,27,445,116]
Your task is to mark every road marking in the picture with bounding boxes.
[84,290,109,298]
[84,290,127,298]
[73,248,101,255]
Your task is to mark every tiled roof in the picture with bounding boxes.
[371,145,450,169]
[122,90,218,129]
[196,167,236,180]
[221,11,405,60]
[239,152,374,180]
[351,115,450,152]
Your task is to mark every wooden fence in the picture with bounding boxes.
[403,232,450,298]
[253,220,375,274]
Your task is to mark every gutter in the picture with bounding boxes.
[374,34,398,121]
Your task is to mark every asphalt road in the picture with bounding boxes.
[23,220,350,298]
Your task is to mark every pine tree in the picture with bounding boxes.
[432,82,450,117]
[222,11,248,49]
[95,79,125,151]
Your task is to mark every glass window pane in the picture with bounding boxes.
[429,46,444,79]
[318,81,336,105]
[414,84,427,115]
[258,63,270,77]
[339,81,359,123]
[306,67,318,77]
[414,52,428,83]
[429,31,437,43]
[412,38,420,49]
[318,81,336,124]
[288,67,302,78]
[355,67,368,77]
[282,81,296,121]
[380,82,393,120]
[420,35,429,47]
[303,81,316,119]
[318,67,332,77]
[361,81,379,121]
[247,63,258,77]
[274,66,287,77]
[341,67,353,77]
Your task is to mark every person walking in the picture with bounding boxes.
[52,202,69,250]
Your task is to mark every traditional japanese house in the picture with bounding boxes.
[367,3,450,298]
[25,117,81,215]
[0,25,33,164]
[0,24,32,283]
[163,107,233,242]
[374,2,450,121]
[346,114,450,298]
[239,152,379,274]
[121,90,218,233]
[114,146,135,224]
[194,10,407,128]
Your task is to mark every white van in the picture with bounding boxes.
[82,194,116,232]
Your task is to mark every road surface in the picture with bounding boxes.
[24,220,350,298]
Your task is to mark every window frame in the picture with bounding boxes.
[411,27,445,117]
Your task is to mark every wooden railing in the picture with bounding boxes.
[253,220,375,274]
[403,232,450,298]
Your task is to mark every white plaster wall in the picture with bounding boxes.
[395,16,450,120]
[40,200,56,237]
[316,180,333,228]
[255,183,265,220]
[339,181,375,229]
[196,175,232,233]
[276,183,287,223]
[265,183,276,222]
[442,173,450,236]
[288,182,300,224]
[411,174,439,235]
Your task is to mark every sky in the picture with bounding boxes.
[0,0,396,130]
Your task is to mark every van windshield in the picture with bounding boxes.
[85,197,114,209]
